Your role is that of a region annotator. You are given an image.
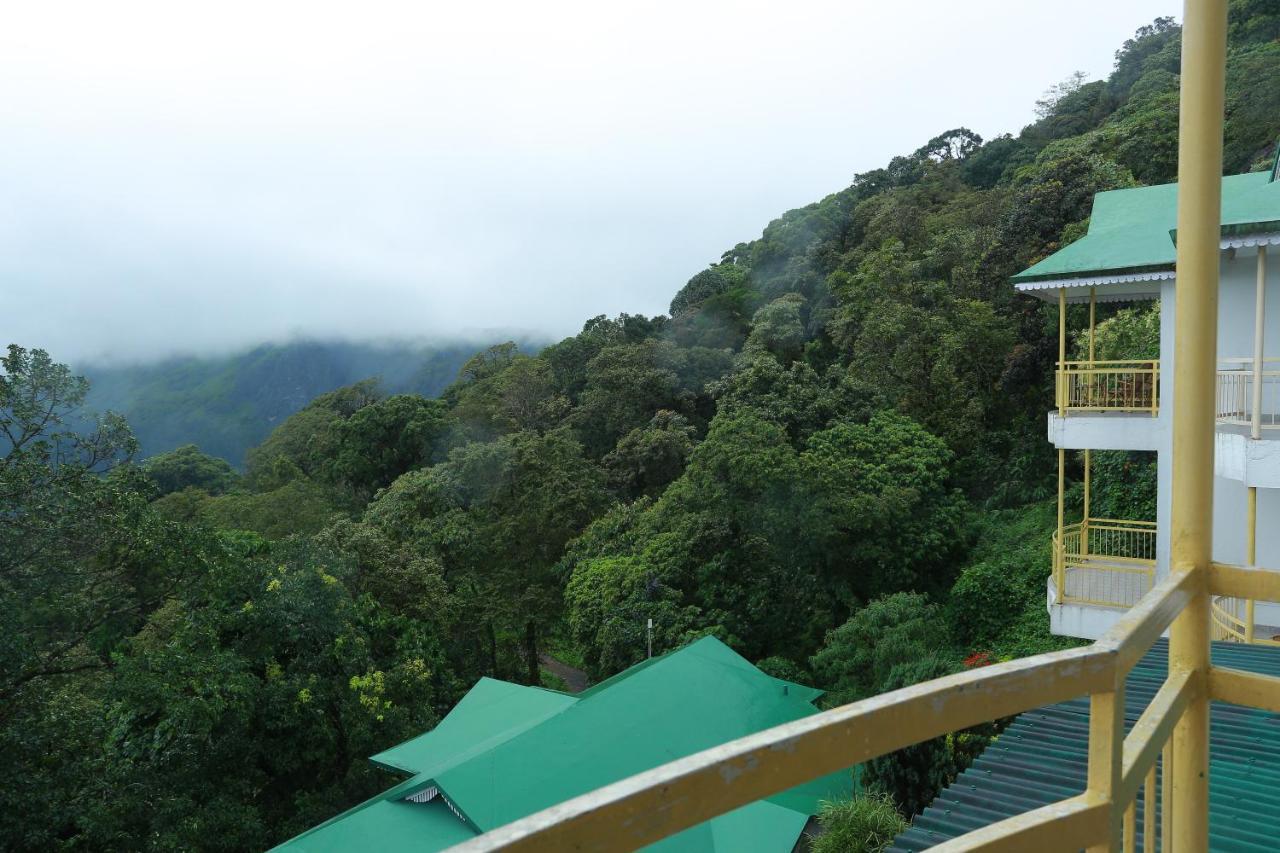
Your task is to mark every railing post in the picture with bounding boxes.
[1060,287,1068,415]
[1169,0,1227,850]
[1247,486,1257,643]
[1152,361,1160,418]
[1058,447,1066,603]
[1083,449,1092,559]
[1089,286,1097,409]
[1144,767,1156,853]
[1087,688,1125,852]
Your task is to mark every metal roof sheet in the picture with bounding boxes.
[368,677,576,776]
[889,640,1280,853]
[273,636,851,853]
[1011,172,1280,284]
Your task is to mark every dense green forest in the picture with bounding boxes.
[76,339,523,465]
[6,6,1280,849]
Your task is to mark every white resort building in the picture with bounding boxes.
[1015,162,1280,642]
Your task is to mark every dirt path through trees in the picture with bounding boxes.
[540,654,589,693]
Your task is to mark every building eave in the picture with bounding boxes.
[1014,269,1173,304]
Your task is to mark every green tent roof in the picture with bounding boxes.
[274,637,851,853]
[1012,171,1280,284]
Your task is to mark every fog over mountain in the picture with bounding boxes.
[1,0,1174,363]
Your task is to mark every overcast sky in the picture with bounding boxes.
[1,0,1178,364]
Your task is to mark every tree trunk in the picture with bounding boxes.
[526,620,539,686]
[487,620,499,678]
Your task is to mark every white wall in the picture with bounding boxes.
[1210,473,1280,567]
[1216,246,1280,362]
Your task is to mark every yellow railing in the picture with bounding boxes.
[1056,360,1159,415]
[1210,595,1280,646]
[1053,519,1157,608]
[1215,358,1280,429]
[447,566,1280,852]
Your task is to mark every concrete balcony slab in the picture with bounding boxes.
[1047,411,1163,451]
[1214,424,1280,485]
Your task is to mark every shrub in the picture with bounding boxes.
[862,656,960,815]
[809,793,907,853]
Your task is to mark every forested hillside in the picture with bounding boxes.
[6,6,1280,850]
[77,339,520,465]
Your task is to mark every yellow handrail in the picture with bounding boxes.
[1054,519,1157,608]
[1056,361,1160,415]
[1210,595,1280,646]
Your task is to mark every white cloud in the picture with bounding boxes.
[0,0,1178,362]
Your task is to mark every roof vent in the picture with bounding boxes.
[404,785,468,823]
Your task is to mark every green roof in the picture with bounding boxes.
[890,640,1280,852]
[274,637,852,853]
[368,677,575,776]
[1012,171,1280,284]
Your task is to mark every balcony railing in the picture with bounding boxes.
[1056,360,1159,415]
[1211,595,1280,646]
[1216,358,1280,429]
[1053,519,1157,608]
[448,566,1280,853]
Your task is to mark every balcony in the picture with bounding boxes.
[1214,359,1280,485]
[1216,358,1280,429]
[1056,360,1160,416]
[1049,362,1162,452]
[1052,518,1157,609]
[1211,595,1280,646]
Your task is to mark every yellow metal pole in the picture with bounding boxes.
[1058,447,1066,603]
[1084,286,1095,554]
[1247,246,1267,642]
[1170,1,1227,850]
[1247,486,1257,642]
[1057,285,1068,600]
[1060,287,1068,414]
[1253,246,1266,439]
[1084,448,1092,557]
[1144,767,1156,853]
[1090,286,1098,409]
[1161,744,1173,850]
[1090,286,1097,363]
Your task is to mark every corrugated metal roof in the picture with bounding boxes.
[890,641,1280,852]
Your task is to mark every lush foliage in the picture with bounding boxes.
[809,793,907,853]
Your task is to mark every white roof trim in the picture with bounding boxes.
[1015,269,1174,292]
[1222,232,1280,249]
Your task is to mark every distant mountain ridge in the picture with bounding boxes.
[78,338,537,466]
